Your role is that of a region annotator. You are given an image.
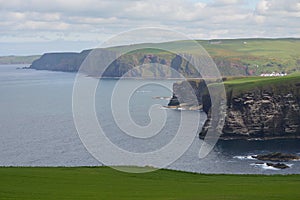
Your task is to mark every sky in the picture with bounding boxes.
[0,0,300,55]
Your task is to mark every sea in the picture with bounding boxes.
[1,64,300,174]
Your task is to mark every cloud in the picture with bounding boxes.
[0,0,299,55]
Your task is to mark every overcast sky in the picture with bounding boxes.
[0,0,300,55]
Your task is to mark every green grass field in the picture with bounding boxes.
[223,72,300,94]
[1,167,300,200]
[109,38,300,75]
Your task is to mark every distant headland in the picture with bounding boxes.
[24,38,300,78]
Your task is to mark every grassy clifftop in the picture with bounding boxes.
[222,73,300,96]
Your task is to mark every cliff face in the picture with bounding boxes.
[30,50,202,78]
[168,80,207,107]
[30,51,90,72]
[29,49,253,77]
[218,88,300,139]
[169,77,300,140]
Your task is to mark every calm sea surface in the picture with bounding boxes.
[1,64,300,174]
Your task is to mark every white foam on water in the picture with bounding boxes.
[233,155,257,160]
[136,90,152,93]
[153,96,171,100]
[250,163,280,171]
[287,164,294,167]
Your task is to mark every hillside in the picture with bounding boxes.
[29,38,300,77]
[0,55,40,64]
[201,38,300,75]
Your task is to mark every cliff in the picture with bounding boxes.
[169,74,300,140]
[30,51,90,72]
[30,49,201,78]
[30,38,300,76]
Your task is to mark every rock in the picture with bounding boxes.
[168,95,180,106]
[269,163,290,169]
[255,162,290,169]
[220,89,300,139]
[168,79,210,108]
[164,105,178,109]
[189,105,203,111]
[252,152,300,162]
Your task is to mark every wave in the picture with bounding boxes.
[250,163,280,170]
[152,96,172,100]
[233,155,257,160]
[250,163,293,170]
[136,90,152,93]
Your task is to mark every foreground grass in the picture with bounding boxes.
[0,167,300,200]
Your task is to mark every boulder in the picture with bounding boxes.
[252,152,300,162]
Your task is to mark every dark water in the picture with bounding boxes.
[1,64,300,174]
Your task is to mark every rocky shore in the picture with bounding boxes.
[252,152,299,169]
[252,152,300,162]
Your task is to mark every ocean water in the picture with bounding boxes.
[1,64,300,174]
